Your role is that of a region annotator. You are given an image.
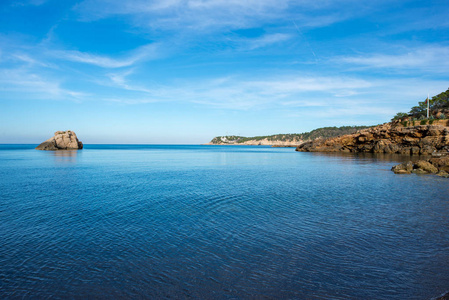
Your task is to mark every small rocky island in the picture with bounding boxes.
[36,130,83,150]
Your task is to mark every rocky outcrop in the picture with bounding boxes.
[36,130,83,150]
[296,121,449,155]
[391,155,449,177]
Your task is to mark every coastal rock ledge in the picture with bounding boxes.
[36,130,83,150]
[296,121,449,155]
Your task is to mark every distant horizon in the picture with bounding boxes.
[1,123,377,145]
[1,1,448,144]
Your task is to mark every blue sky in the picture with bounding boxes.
[1,0,448,144]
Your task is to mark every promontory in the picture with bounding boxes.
[36,130,83,150]
[295,120,449,155]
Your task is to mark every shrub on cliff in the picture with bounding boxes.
[392,112,408,121]
[394,88,449,120]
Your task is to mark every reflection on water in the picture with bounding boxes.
[1,145,449,299]
[52,150,79,163]
[308,151,431,164]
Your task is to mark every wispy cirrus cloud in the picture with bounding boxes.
[49,43,161,68]
[336,45,449,72]
[0,68,86,100]
[241,33,293,50]
[11,0,48,6]
[99,70,448,116]
[100,73,374,109]
[73,0,364,33]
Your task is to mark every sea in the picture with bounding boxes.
[1,144,449,299]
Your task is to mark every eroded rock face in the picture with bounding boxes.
[296,122,449,155]
[36,130,83,150]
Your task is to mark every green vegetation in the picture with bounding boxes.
[211,126,371,144]
[392,88,449,120]
[392,112,409,120]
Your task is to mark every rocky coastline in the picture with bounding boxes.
[296,120,449,155]
[35,130,83,150]
[294,120,449,177]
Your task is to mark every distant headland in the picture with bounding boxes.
[35,130,83,151]
[206,126,371,147]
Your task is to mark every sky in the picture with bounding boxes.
[0,0,448,144]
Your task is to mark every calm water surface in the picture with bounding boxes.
[1,145,449,299]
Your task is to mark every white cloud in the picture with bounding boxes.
[98,74,375,109]
[106,69,153,93]
[50,43,161,68]
[242,33,292,50]
[0,68,86,100]
[95,72,448,124]
[73,0,359,33]
[337,46,449,72]
[12,53,54,68]
[11,0,48,6]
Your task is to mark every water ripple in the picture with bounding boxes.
[1,145,449,299]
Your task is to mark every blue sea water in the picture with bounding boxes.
[1,144,449,299]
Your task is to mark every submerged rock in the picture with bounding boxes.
[36,130,83,150]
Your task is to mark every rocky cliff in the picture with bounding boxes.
[296,120,449,155]
[36,130,83,150]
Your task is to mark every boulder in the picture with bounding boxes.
[391,156,449,177]
[429,156,449,172]
[414,160,439,173]
[36,130,83,150]
[391,161,414,174]
[437,171,449,178]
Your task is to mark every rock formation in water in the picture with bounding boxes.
[36,130,83,150]
[391,155,449,177]
[296,120,449,155]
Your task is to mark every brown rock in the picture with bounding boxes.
[412,168,429,174]
[36,130,83,151]
[429,156,449,172]
[296,123,449,155]
[414,160,439,173]
[391,161,413,174]
[437,170,449,178]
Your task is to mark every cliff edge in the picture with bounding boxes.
[36,130,83,150]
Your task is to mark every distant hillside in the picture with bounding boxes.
[207,126,372,146]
